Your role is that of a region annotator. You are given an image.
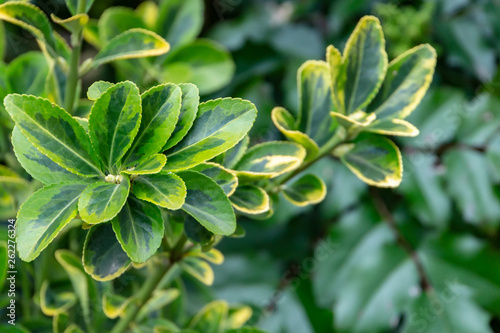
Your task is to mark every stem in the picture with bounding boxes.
[370,188,432,291]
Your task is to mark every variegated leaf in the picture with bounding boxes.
[188,300,228,332]
[123,83,181,166]
[156,0,203,48]
[40,282,76,316]
[103,293,133,319]
[78,178,130,224]
[87,81,114,100]
[132,172,186,210]
[121,153,166,175]
[163,83,199,151]
[297,60,337,146]
[229,185,270,215]
[222,135,249,169]
[186,247,224,265]
[178,171,236,235]
[234,141,306,182]
[53,312,69,333]
[282,174,326,206]
[337,16,387,115]
[164,98,257,172]
[327,45,342,112]
[190,162,238,196]
[83,223,131,281]
[225,306,253,330]
[88,81,141,172]
[184,214,215,245]
[330,110,376,129]
[370,44,437,120]
[12,126,91,185]
[16,182,88,261]
[93,29,169,68]
[271,107,319,160]
[4,95,103,177]
[364,118,419,137]
[137,289,180,321]
[111,196,164,263]
[51,13,88,34]
[65,0,95,15]
[339,134,402,188]
[180,257,214,286]
[98,7,146,42]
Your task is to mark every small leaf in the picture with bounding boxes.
[162,39,234,94]
[112,196,164,263]
[132,172,186,210]
[229,185,270,215]
[4,95,102,177]
[337,16,387,115]
[16,182,87,261]
[370,44,436,120]
[297,60,336,146]
[121,154,167,175]
[123,83,182,166]
[87,81,114,100]
[188,300,228,332]
[93,28,170,68]
[181,257,214,286]
[177,171,236,236]
[88,81,141,172]
[164,98,257,172]
[225,306,253,330]
[137,289,180,321]
[186,248,224,265]
[65,0,95,15]
[163,83,199,151]
[327,44,342,112]
[78,178,130,224]
[339,134,402,188]
[282,174,326,206]
[51,13,88,34]
[40,282,76,316]
[271,107,319,160]
[222,135,249,169]
[364,118,419,137]
[83,223,131,281]
[330,110,376,129]
[11,127,90,185]
[98,7,146,42]
[234,141,306,182]
[190,162,238,196]
[103,293,133,319]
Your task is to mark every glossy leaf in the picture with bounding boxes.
[156,0,204,47]
[365,118,419,136]
[229,185,270,215]
[98,7,146,42]
[83,223,131,281]
[78,179,130,224]
[337,16,387,115]
[327,44,342,111]
[88,81,141,171]
[339,135,402,188]
[188,300,228,332]
[178,171,236,235]
[164,98,257,172]
[282,174,326,206]
[16,182,87,261]
[191,162,238,196]
[186,248,224,265]
[132,172,186,210]
[121,153,166,175]
[65,0,95,15]
[123,83,181,166]
[51,13,88,34]
[371,44,437,120]
[93,29,169,68]
[163,83,199,151]
[234,141,306,181]
[222,135,249,169]
[181,257,214,286]
[87,81,114,100]
[4,95,102,177]
[112,196,164,263]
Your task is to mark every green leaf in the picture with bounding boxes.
[181,257,214,285]
[83,223,131,281]
[53,312,69,333]
[336,16,387,115]
[186,247,224,265]
[93,28,170,68]
[229,185,270,215]
[137,289,180,321]
[190,162,238,196]
[4,95,102,177]
[65,0,95,15]
[327,44,342,112]
[88,81,141,171]
[78,178,130,224]
[123,83,182,166]
[364,118,419,137]
[282,174,326,207]
[222,135,249,169]
[11,127,90,185]
[121,153,166,175]
[40,281,77,316]
[234,141,306,182]
[184,215,215,245]
[156,0,204,48]
[87,81,114,100]
[370,44,436,120]
[16,182,87,261]
[50,13,88,34]
[162,39,234,94]
[271,107,319,160]
[112,196,164,263]
[7,52,48,96]
[330,110,376,129]
[103,293,133,319]
[297,60,336,146]
[163,83,199,151]
[98,7,146,42]
[188,300,228,332]
[225,306,253,330]
[0,242,7,292]
[177,171,236,236]
[132,172,186,210]
[164,98,257,172]
[339,135,402,188]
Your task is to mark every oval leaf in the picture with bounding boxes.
[156,0,203,48]
[132,172,186,210]
[121,153,167,175]
[229,185,270,215]
[364,118,419,137]
[180,257,214,286]
[191,162,238,196]
[103,293,133,319]
[87,81,114,100]
[222,135,249,169]
[282,174,327,206]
